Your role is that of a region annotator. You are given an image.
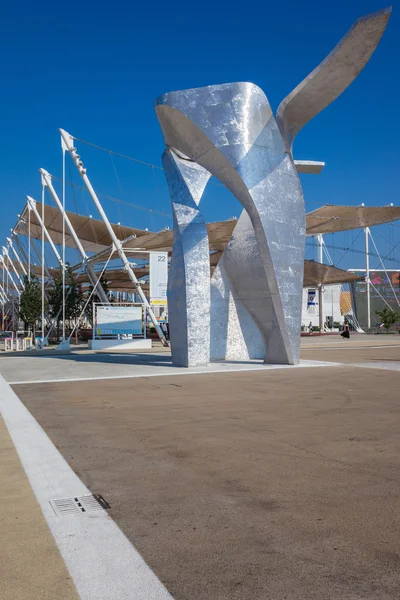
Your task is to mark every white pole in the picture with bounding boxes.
[41,184,45,341]
[7,238,27,276]
[317,234,324,332]
[365,227,371,330]
[59,128,168,347]
[19,221,53,282]
[62,147,66,341]
[28,205,31,281]
[0,255,21,295]
[13,231,29,266]
[39,168,110,305]
[2,263,5,330]
[1,271,4,331]
[27,197,63,266]
[3,247,24,289]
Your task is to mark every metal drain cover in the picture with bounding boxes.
[50,494,110,516]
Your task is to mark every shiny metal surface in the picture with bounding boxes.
[156,82,305,365]
[162,149,211,367]
[155,7,391,366]
[276,8,391,149]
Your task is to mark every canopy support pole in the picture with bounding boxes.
[0,254,21,296]
[39,168,110,305]
[2,246,24,289]
[59,128,168,347]
[317,234,324,332]
[365,227,371,331]
[27,197,63,267]
[7,237,27,277]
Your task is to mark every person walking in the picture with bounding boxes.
[341,321,350,339]
[308,321,313,335]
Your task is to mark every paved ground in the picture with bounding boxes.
[0,352,332,385]
[4,335,399,599]
[0,415,79,600]
[1,334,399,385]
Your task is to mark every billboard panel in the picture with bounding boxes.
[150,252,168,305]
[349,270,400,329]
[96,305,143,336]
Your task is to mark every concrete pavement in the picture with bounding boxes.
[1,334,399,599]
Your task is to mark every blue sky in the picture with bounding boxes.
[0,0,399,271]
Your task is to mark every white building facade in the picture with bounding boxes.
[301,284,344,330]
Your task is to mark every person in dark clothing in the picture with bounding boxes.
[341,321,350,339]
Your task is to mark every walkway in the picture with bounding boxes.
[1,334,399,599]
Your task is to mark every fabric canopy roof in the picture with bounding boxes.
[306,204,400,235]
[14,202,149,254]
[78,260,362,292]
[303,261,363,286]
[1,260,58,278]
[14,199,400,258]
[16,201,400,255]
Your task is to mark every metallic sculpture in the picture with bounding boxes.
[162,150,211,367]
[157,83,305,366]
[155,7,391,367]
[276,7,391,151]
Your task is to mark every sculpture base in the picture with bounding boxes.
[88,339,152,351]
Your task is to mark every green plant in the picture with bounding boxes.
[85,277,110,322]
[47,266,84,340]
[19,275,42,341]
[375,308,400,333]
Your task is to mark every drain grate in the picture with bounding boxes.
[49,494,110,516]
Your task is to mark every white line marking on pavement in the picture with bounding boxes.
[0,373,173,600]
[303,344,400,351]
[348,362,400,372]
[8,360,340,386]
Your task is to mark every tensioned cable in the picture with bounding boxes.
[368,230,400,307]
[72,136,165,171]
[48,175,385,222]
[321,240,364,331]
[305,239,400,264]
[108,151,133,228]
[369,281,396,312]
[380,239,400,265]
[67,247,114,341]
[327,229,362,267]
[51,175,170,218]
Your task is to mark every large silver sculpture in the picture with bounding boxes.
[156,7,391,367]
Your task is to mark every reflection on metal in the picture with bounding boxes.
[162,149,211,367]
[276,8,391,149]
[155,8,391,367]
[156,82,305,365]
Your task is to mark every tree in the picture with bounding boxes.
[85,277,110,323]
[375,307,400,333]
[47,266,84,340]
[19,275,42,341]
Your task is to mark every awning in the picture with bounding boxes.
[14,201,400,255]
[306,204,400,235]
[303,261,364,286]
[1,260,58,279]
[14,202,150,254]
[79,259,361,292]
[76,267,149,285]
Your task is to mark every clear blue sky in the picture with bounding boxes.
[0,0,399,271]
